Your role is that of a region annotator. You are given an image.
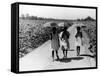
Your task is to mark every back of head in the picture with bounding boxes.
[77,26,81,31]
[51,22,58,34]
[52,27,57,34]
[63,24,68,32]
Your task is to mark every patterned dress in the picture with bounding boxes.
[51,32,60,51]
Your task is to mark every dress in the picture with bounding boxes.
[51,33,60,50]
[75,37,82,46]
[61,39,68,50]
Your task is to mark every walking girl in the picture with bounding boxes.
[75,26,83,56]
[60,26,70,58]
[50,23,60,61]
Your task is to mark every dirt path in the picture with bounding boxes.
[19,23,96,71]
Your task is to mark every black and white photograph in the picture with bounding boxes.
[15,3,97,72]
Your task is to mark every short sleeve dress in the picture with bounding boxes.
[51,32,60,51]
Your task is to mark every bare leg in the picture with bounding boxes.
[65,49,68,58]
[79,47,80,55]
[56,50,59,60]
[77,46,78,56]
[52,50,54,61]
[67,41,70,50]
[62,46,66,58]
[78,46,80,56]
[63,50,66,58]
[77,46,80,56]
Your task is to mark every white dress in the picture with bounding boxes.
[59,32,69,50]
[75,37,82,46]
[60,39,68,49]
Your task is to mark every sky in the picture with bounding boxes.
[19,5,96,20]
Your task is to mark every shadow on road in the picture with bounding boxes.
[55,57,84,63]
[79,54,95,58]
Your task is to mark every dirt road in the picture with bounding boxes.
[19,23,95,71]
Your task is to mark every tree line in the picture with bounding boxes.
[20,14,95,21]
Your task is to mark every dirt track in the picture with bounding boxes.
[19,23,96,71]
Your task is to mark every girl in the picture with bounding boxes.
[60,26,70,58]
[75,26,83,56]
[50,23,60,61]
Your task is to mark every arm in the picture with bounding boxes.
[75,33,78,38]
[61,32,64,40]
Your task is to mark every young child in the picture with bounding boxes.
[50,23,60,61]
[75,26,83,56]
[60,26,70,58]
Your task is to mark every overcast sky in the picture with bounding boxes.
[19,5,96,19]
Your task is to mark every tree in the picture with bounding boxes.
[84,16,95,21]
[21,14,25,19]
[26,13,30,19]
